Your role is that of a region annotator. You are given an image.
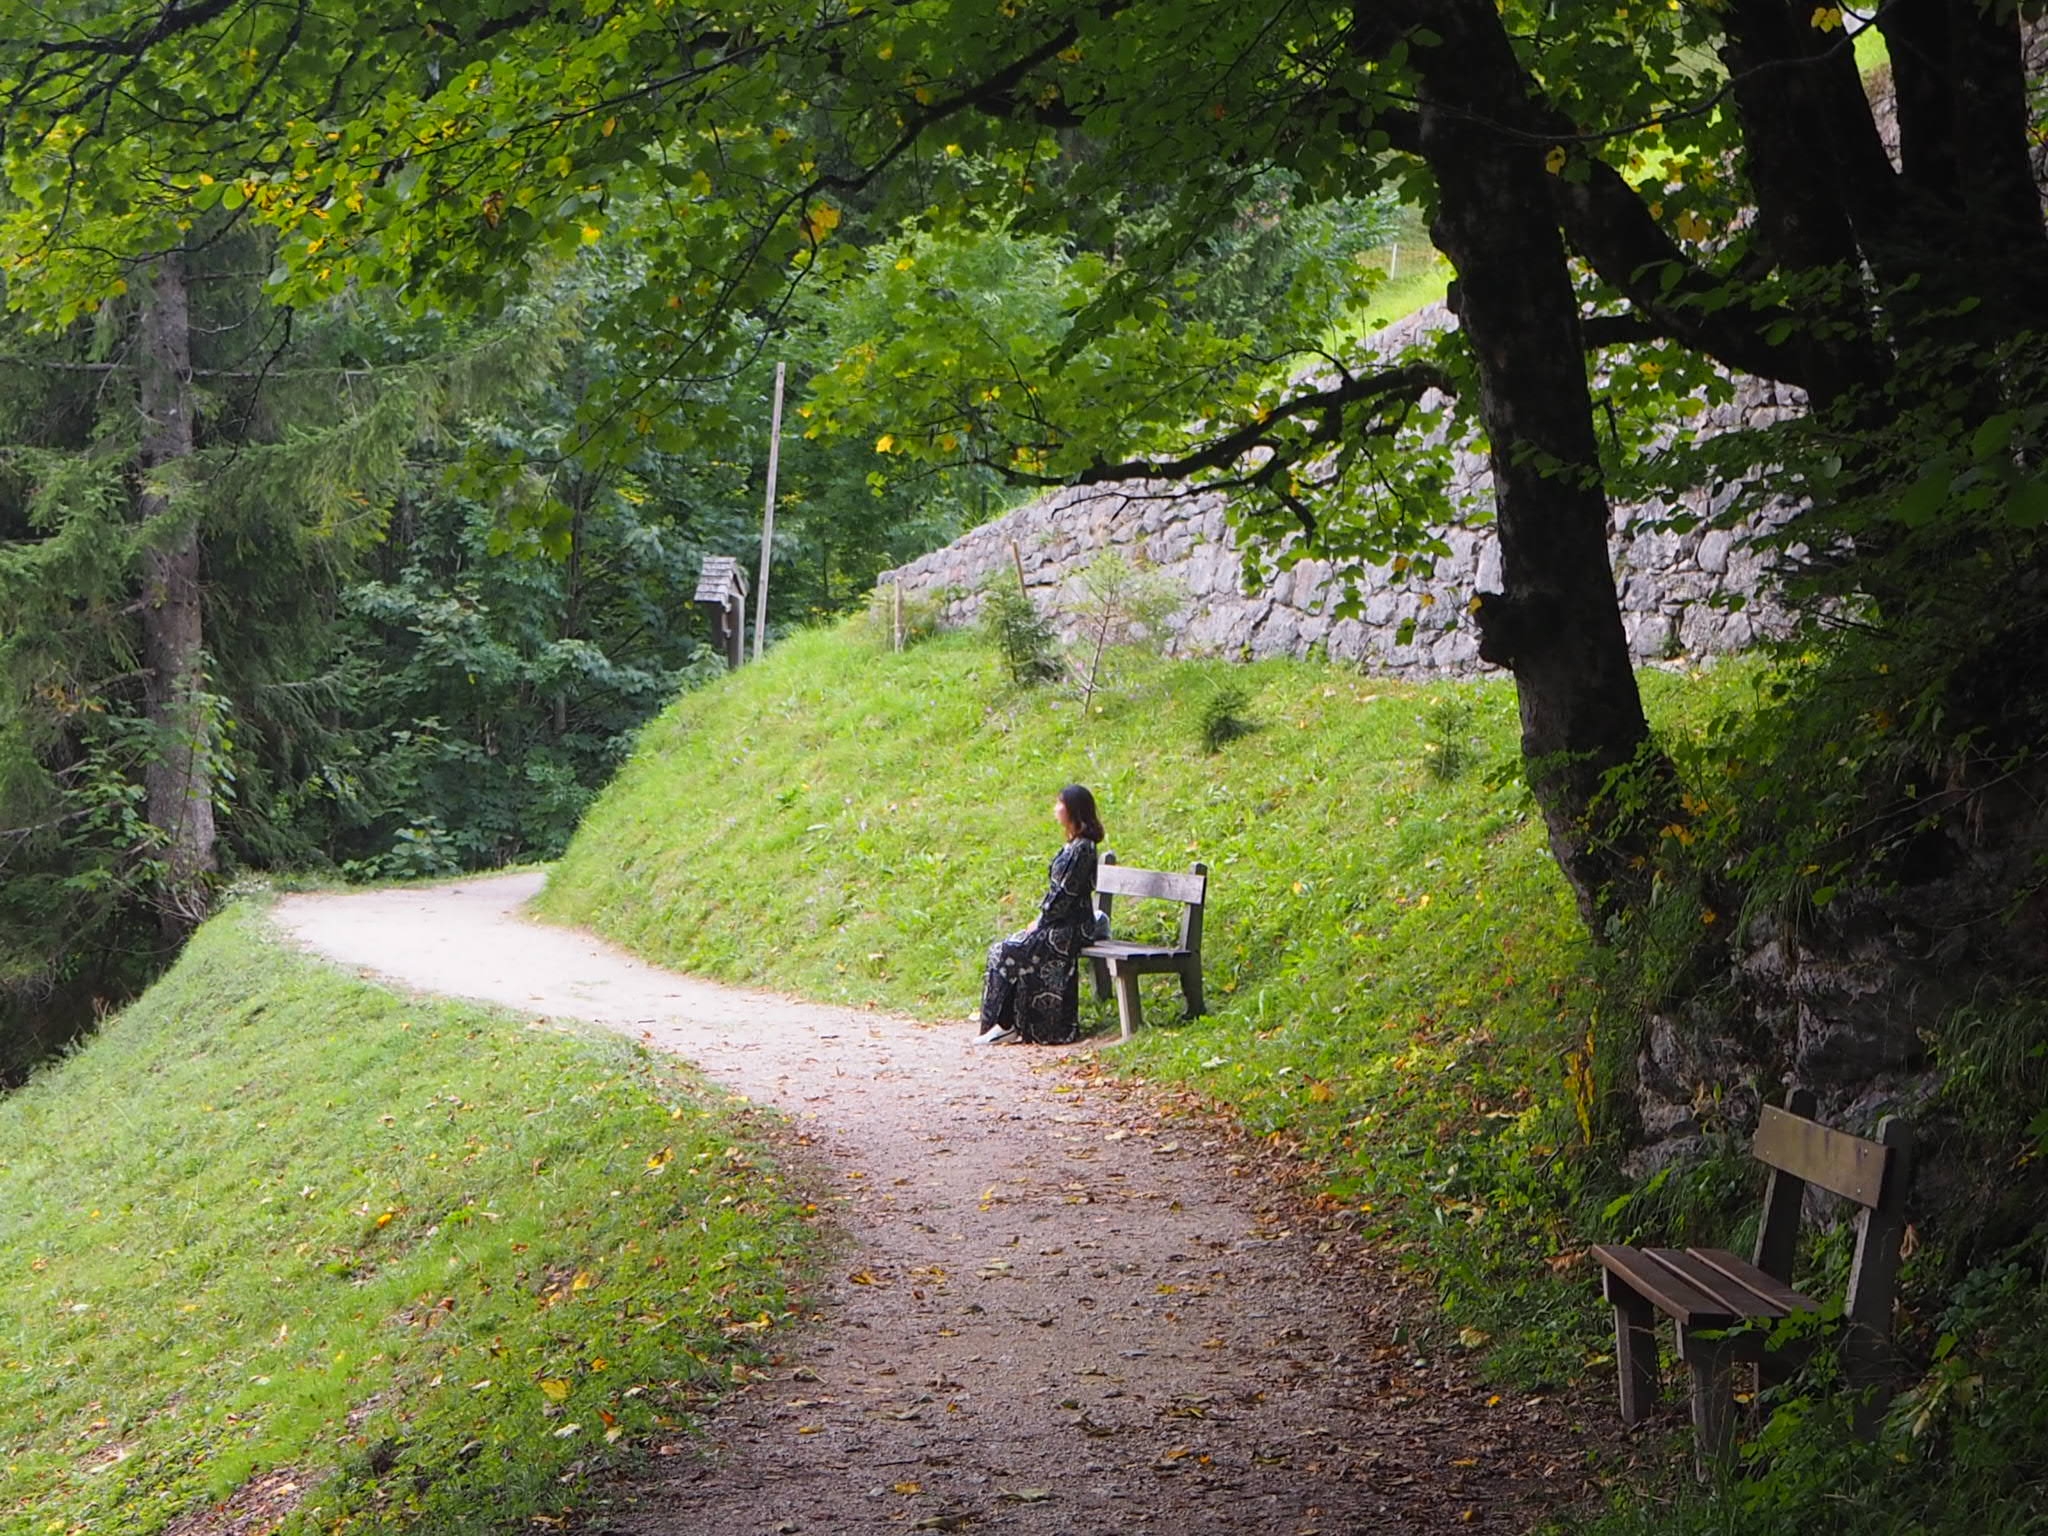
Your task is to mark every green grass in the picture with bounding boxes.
[0,904,816,1535]
[543,624,1751,1378]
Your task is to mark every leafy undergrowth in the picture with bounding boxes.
[543,624,1746,1383]
[0,905,815,1535]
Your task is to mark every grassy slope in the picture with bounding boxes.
[543,625,1742,1375]
[0,905,815,1535]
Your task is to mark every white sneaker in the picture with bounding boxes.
[973,1026,1020,1046]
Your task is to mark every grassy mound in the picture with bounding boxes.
[543,624,1738,1375]
[547,622,2048,1533]
[0,904,815,1535]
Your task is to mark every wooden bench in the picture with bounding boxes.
[1082,852,1209,1040]
[1591,1088,1914,1472]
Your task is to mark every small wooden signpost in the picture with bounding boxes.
[694,556,749,670]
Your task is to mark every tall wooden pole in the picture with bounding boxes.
[753,361,787,663]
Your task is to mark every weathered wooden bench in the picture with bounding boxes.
[1591,1088,1914,1472]
[1082,852,1209,1040]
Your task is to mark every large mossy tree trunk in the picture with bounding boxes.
[1408,1,1662,928]
[135,249,216,937]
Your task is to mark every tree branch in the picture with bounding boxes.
[988,359,1452,492]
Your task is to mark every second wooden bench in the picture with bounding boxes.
[1591,1088,1914,1472]
[1083,852,1209,1040]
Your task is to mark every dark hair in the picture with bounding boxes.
[1059,783,1105,843]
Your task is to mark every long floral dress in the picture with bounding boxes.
[979,837,1098,1044]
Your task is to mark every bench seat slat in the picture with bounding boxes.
[1685,1248,1817,1316]
[1082,940,1185,960]
[1645,1248,1791,1320]
[1592,1244,1737,1327]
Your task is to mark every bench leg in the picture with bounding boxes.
[1610,1287,1659,1428]
[1111,964,1143,1040]
[1179,960,1206,1018]
[1089,955,1111,1004]
[1677,1324,1737,1481]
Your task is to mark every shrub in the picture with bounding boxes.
[1194,678,1258,753]
[979,582,1062,687]
[865,582,944,650]
[1420,692,1477,781]
[1068,551,1186,710]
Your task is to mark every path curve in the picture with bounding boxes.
[273,873,1593,1534]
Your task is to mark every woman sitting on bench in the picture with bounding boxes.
[974,784,1103,1046]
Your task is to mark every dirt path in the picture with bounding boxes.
[272,873,1599,1535]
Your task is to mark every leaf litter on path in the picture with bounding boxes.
[274,872,1619,1533]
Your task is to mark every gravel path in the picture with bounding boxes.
[271,873,1600,1535]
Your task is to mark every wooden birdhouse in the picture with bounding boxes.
[694,556,749,669]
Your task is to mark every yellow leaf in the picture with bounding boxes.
[894,256,915,272]
[580,224,603,244]
[570,1270,595,1292]
[602,116,617,137]
[1307,1081,1335,1104]
[893,1481,922,1495]
[874,433,896,454]
[1544,146,1567,175]
[540,1378,571,1402]
[375,1210,395,1228]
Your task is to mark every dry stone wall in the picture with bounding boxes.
[878,303,1804,679]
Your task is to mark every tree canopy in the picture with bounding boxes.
[3,0,2045,943]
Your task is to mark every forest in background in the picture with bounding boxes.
[0,140,1398,1074]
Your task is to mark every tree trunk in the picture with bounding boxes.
[1410,2,1663,927]
[135,249,215,938]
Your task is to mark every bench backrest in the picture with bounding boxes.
[1095,852,1208,953]
[1749,1088,1913,1398]
[1754,1101,1891,1207]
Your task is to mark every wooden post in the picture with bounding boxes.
[1844,1116,1914,1431]
[1010,539,1029,596]
[1676,1324,1737,1481]
[1753,1087,1817,1283]
[892,579,904,653]
[1603,1270,1659,1428]
[753,361,786,664]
